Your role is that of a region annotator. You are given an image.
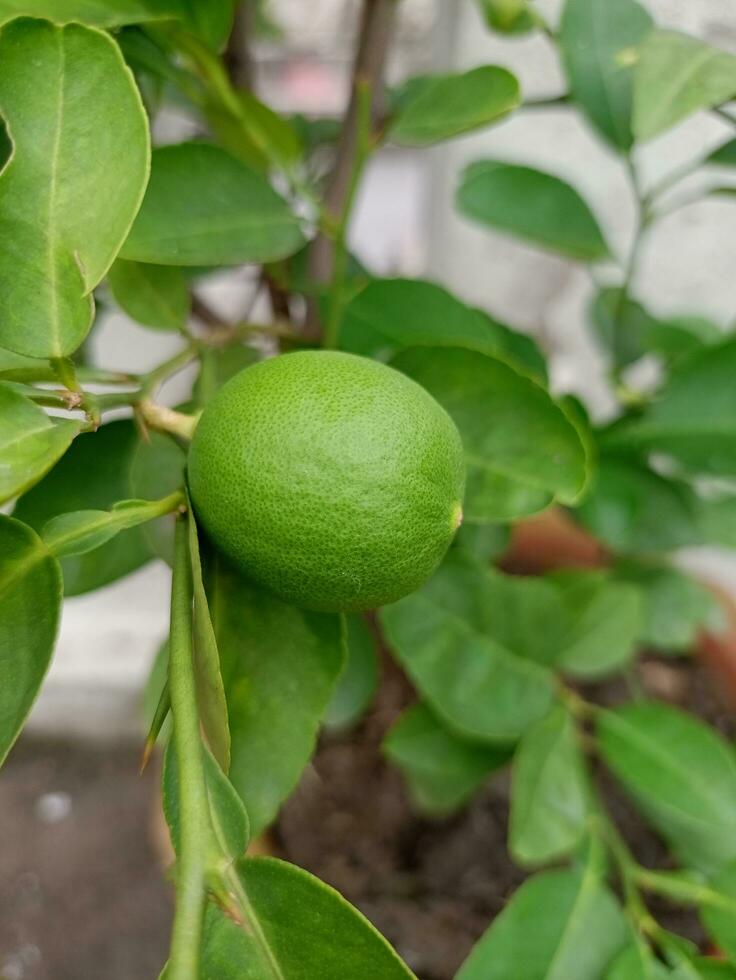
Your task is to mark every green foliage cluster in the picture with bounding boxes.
[1,1,736,976]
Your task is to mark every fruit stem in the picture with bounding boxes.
[139,400,200,441]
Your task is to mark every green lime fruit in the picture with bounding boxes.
[188,350,465,612]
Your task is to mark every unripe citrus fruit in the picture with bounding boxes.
[187,350,465,612]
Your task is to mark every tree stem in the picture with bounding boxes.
[166,515,208,979]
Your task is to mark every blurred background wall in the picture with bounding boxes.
[28,0,736,740]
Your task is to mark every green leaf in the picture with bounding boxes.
[590,288,659,369]
[454,521,511,563]
[188,511,230,773]
[128,430,187,565]
[191,857,415,979]
[383,703,510,814]
[644,316,722,363]
[456,866,628,979]
[324,614,378,729]
[690,960,736,980]
[576,456,702,553]
[598,702,736,874]
[380,555,555,742]
[0,18,150,357]
[0,515,62,765]
[613,561,716,652]
[707,139,736,167]
[700,861,736,966]
[560,0,653,150]
[389,66,519,146]
[107,259,190,332]
[607,944,672,979]
[634,31,736,141]
[476,0,537,35]
[0,2,236,49]
[509,706,590,866]
[206,88,303,172]
[0,383,80,504]
[550,569,643,679]
[603,339,736,476]
[14,419,154,595]
[162,739,249,863]
[120,142,305,267]
[341,278,546,378]
[697,494,736,549]
[392,345,588,522]
[41,495,179,557]
[192,345,258,408]
[207,555,344,835]
[456,160,610,262]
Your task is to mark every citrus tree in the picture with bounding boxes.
[2,1,736,977]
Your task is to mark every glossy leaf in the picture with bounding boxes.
[207,555,344,835]
[0,18,149,357]
[392,345,588,522]
[0,384,80,504]
[120,142,305,266]
[381,556,556,742]
[604,339,736,475]
[384,703,510,814]
[162,739,249,864]
[598,702,736,873]
[41,495,179,557]
[613,561,716,652]
[191,857,415,979]
[188,512,230,772]
[0,515,62,765]
[341,278,546,378]
[456,160,610,262]
[108,258,190,332]
[389,66,519,146]
[634,31,736,141]
[510,706,589,865]
[15,420,153,595]
[576,457,702,553]
[560,0,652,150]
[324,614,378,729]
[0,3,234,44]
[551,570,642,679]
[456,867,628,979]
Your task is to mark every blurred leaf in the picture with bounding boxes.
[560,0,652,150]
[453,522,511,563]
[598,702,736,873]
[0,384,80,504]
[697,494,736,549]
[456,160,610,262]
[613,560,717,652]
[129,431,187,565]
[0,18,149,357]
[392,345,588,522]
[607,944,672,979]
[476,0,537,35]
[108,259,190,332]
[341,278,546,378]
[381,555,555,743]
[510,706,590,865]
[41,496,179,557]
[551,569,643,678]
[15,420,153,595]
[634,31,736,141]
[690,961,736,980]
[206,89,303,172]
[324,615,378,729]
[707,139,736,167]
[576,456,702,552]
[162,738,249,863]
[0,515,62,765]
[186,857,415,979]
[188,512,230,772]
[384,703,510,814]
[456,866,628,979]
[389,66,519,146]
[603,339,736,476]
[645,316,722,363]
[121,143,305,266]
[207,554,344,835]
[700,861,736,966]
[590,288,659,369]
[192,345,258,408]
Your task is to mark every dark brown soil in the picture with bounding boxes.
[277,653,736,980]
[0,739,171,980]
